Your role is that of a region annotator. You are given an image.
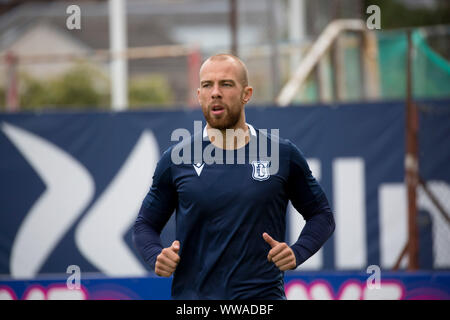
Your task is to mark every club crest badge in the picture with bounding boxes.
[251,161,270,181]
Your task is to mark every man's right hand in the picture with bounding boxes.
[155,240,180,277]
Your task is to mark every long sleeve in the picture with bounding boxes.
[132,148,177,271]
[290,194,335,266]
[133,213,166,271]
[286,141,335,267]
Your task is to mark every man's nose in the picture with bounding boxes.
[211,84,222,99]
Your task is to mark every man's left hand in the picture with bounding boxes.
[262,232,297,271]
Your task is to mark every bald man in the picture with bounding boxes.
[133,54,335,300]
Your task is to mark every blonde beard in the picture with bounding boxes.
[203,105,243,131]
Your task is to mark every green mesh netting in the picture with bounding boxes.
[412,29,450,98]
[294,27,450,103]
[377,31,408,100]
[378,28,450,100]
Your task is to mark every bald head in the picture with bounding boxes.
[199,54,249,87]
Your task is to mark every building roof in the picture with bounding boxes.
[0,0,278,105]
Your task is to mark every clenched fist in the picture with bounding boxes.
[155,240,180,277]
[263,232,297,271]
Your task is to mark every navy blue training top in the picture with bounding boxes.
[133,124,335,300]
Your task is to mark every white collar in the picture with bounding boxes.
[203,123,257,138]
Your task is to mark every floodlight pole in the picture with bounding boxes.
[288,0,306,71]
[109,0,128,111]
[230,0,238,56]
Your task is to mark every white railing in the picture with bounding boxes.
[276,19,380,107]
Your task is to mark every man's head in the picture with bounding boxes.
[197,54,253,130]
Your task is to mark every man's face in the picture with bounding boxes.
[197,59,252,130]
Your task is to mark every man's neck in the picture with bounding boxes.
[206,121,250,150]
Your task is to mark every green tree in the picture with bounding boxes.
[9,64,175,111]
[20,74,53,110]
[19,63,109,110]
[128,74,174,108]
[51,64,109,109]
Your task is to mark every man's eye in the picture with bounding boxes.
[202,83,211,88]
[223,83,232,87]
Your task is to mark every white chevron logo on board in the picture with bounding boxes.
[1,122,95,279]
[75,130,158,276]
[1,122,159,278]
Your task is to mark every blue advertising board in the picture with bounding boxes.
[1,100,449,299]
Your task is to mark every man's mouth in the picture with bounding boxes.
[211,105,225,115]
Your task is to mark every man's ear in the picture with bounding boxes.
[242,86,253,104]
